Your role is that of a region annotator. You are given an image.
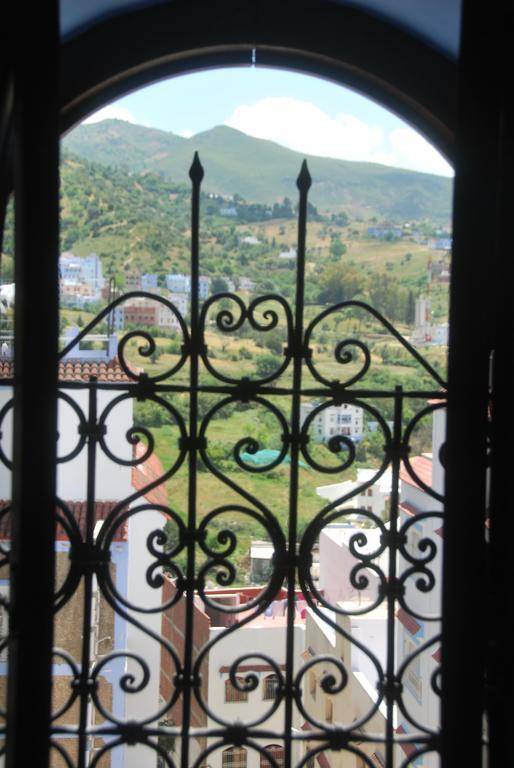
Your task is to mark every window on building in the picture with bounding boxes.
[222,746,247,768]
[260,745,284,768]
[262,673,279,700]
[225,677,249,703]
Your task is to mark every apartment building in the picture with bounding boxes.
[300,402,363,443]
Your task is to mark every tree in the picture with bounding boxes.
[263,330,284,356]
[329,238,347,260]
[406,290,416,325]
[256,354,279,378]
[367,272,408,323]
[211,276,229,293]
[318,264,367,304]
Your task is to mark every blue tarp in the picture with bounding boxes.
[240,448,308,469]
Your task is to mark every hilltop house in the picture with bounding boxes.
[300,402,363,444]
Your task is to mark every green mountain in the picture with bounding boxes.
[63,120,452,224]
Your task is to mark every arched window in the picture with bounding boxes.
[260,744,284,768]
[4,4,509,768]
[262,673,279,700]
[222,746,247,768]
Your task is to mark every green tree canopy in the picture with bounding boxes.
[318,264,367,304]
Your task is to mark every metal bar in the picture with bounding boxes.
[441,0,494,764]
[385,387,402,767]
[484,3,514,764]
[77,383,99,767]
[180,153,204,768]
[284,161,311,768]
[6,2,59,767]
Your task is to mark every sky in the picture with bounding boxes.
[83,67,453,178]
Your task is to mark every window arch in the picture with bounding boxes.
[3,3,507,764]
[222,746,247,768]
[260,744,285,768]
[262,672,279,700]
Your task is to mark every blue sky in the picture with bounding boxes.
[84,67,453,177]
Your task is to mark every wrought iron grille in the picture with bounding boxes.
[0,155,447,768]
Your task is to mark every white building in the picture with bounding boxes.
[0,283,15,308]
[160,584,307,768]
[304,404,445,767]
[300,401,363,443]
[302,602,389,768]
[0,337,167,768]
[317,468,392,519]
[59,252,104,291]
[80,253,104,290]
[394,407,445,768]
[207,607,305,768]
[166,274,190,293]
[317,521,389,606]
[411,295,449,347]
[141,273,158,291]
[165,273,210,299]
[168,293,188,323]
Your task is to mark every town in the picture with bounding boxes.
[0,123,450,768]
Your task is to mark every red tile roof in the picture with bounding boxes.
[400,454,432,491]
[0,356,135,382]
[131,442,168,507]
[396,607,421,636]
[432,647,442,663]
[0,500,128,542]
[399,501,419,517]
[58,356,132,382]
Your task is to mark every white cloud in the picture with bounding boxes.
[179,130,194,138]
[225,97,453,177]
[82,105,136,125]
[387,128,453,177]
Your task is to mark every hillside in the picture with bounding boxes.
[63,120,453,224]
[0,149,449,327]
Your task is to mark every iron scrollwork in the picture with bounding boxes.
[0,154,450,766]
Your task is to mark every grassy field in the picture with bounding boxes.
[147,411,356,582]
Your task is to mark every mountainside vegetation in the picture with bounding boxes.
[1,139,450,328]
[63,119,453,223]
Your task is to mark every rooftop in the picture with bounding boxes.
[0,499,129,542]
[399,454,433,490]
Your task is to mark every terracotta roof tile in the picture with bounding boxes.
[400,454,432,491]
[396,607,421,636]
[0,356,136,382]
[0,499,128,542]
[399,501,419,517]
[131,442,168,508]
